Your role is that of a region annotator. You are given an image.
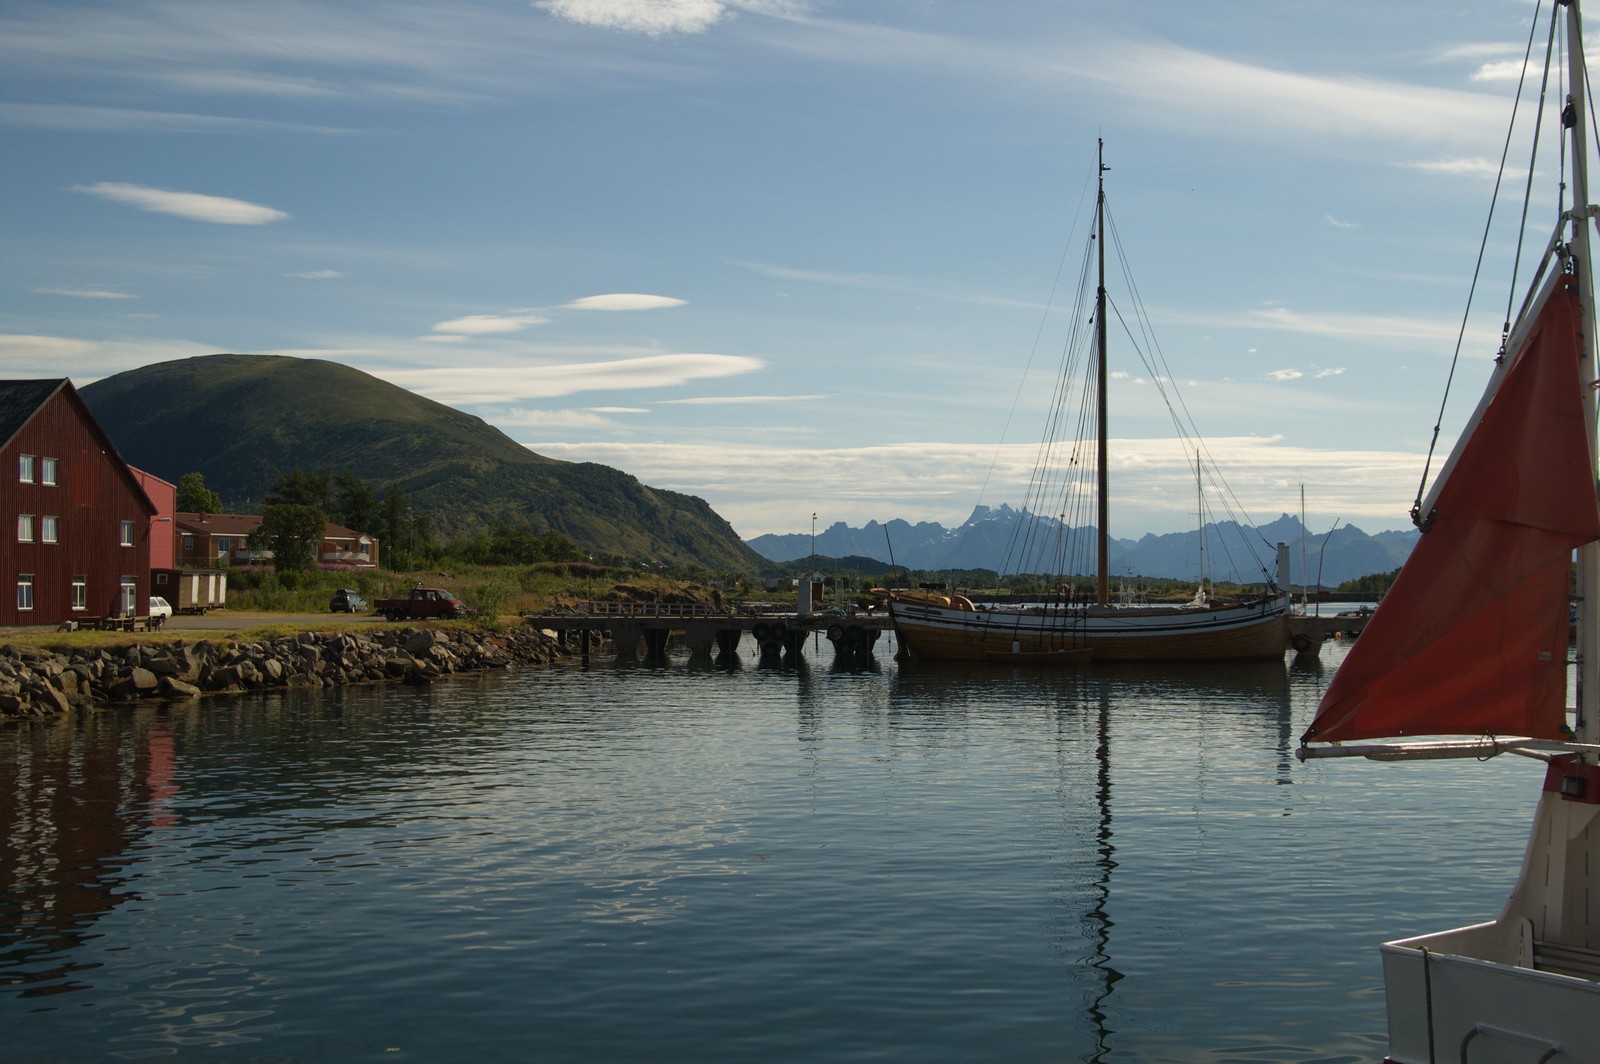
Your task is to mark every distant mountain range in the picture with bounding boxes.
[746,505,1418,587]
[79,354,766,572]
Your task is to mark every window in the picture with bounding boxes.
[120,520,134,547]
[17,574,33,612]
[40,457,56,485]
[41,515,57,543]
[17,514,34,543]
[71,575,86,612]
[182,534,195,552]
[18,454,33,483]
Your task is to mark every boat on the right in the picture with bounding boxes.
[1298,1,1600,1060]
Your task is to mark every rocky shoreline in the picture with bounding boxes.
[0,624,568,721]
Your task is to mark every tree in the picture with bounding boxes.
[176,472,224,513]
[251,504,327,572]
[264,468,333,511]
[334,471,378,534]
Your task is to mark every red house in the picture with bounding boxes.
[0,379,157,626]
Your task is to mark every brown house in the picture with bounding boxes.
[174,513,379,569]
[0,379,157,626]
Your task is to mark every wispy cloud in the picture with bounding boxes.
[72,182,289,225]
[564,293,687,311]
[538,0,731,36]
[537,0,802,36]
[524,436,1428,537]
[430,312,550,336]
[32,285,135,300]
[0,333,219,380]
[1324,214,1359,230]
[0,102,355,135]
[658,393,825,405]
[385,352,763,402]
[1400,156,1511,177]
[286,269,345,280]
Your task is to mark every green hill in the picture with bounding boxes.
[80,354,764,572]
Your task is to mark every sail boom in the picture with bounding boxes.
[1297,737,1600,762]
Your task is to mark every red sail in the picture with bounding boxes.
[1305,281,1600,743]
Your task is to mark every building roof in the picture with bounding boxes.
[175,512,374,541]
[0,378,156,516]
[0,379,68,451]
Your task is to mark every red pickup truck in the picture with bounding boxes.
[374,587,468,622]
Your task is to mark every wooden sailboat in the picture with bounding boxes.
[1298,2,1600,1058]
[888,142,1293,664]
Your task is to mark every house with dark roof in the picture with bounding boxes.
[0,379,157,626]
[174,513,379,569]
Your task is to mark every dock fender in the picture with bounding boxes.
[1291,632,1314,654]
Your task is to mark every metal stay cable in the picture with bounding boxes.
[1411,0,1548,528]
[1100,204,1276,581]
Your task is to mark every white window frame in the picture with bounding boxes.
[18,454,33,483]
[40,457,56,486]
[71,575,86,612]
[40,515,57,544]
[17,514,34,543]
[17,574,33,612]
[120,520,134,547]
[119,577,137,617]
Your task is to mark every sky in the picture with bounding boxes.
[0,0,1578,540]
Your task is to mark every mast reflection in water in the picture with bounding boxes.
[1,641,1541,1061]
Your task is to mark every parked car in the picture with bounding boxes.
[148,596,173,627]
[329,589,368,613]
[374,587,466,622]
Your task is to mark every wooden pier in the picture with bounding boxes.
[520,602,1367,664]
[1288,610,1372,655]
[520,602,890,665]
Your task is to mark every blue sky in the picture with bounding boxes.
[0,0,1566,539]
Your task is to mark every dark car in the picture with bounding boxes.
[329,589,368,613]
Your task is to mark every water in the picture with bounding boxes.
[0,638,1543,1062]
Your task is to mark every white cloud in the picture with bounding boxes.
[564,293,687,311]
[1324,214,1359,230]
[523,436,1427,538]
[0,102,353,135]
[1266,369,1304,381]
[589,406,650,413]
[72,182,289,225]
[32,285,135,300]
[385,352,762,402]
[537,0,731,36]
[658,394,825,405]
[1400,156,1510,177]
[430,313,550,335]
[1471,59,1528,83]
[0,333,219,379]
[287,269,345,280]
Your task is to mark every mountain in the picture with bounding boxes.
[747,506,1416,587]
[80,354,765,572]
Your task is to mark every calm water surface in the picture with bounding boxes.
[1,636,1542,1062]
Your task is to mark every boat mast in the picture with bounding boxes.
[1096,139,1110,607]
[1566,0,1600,750]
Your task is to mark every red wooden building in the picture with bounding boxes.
[0,379,157,626]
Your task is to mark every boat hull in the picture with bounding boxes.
[888,597,1291,663]
[1381,926,1600,1064]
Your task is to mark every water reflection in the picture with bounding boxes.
[0,711,164,996]
[2,642,1471,1062]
